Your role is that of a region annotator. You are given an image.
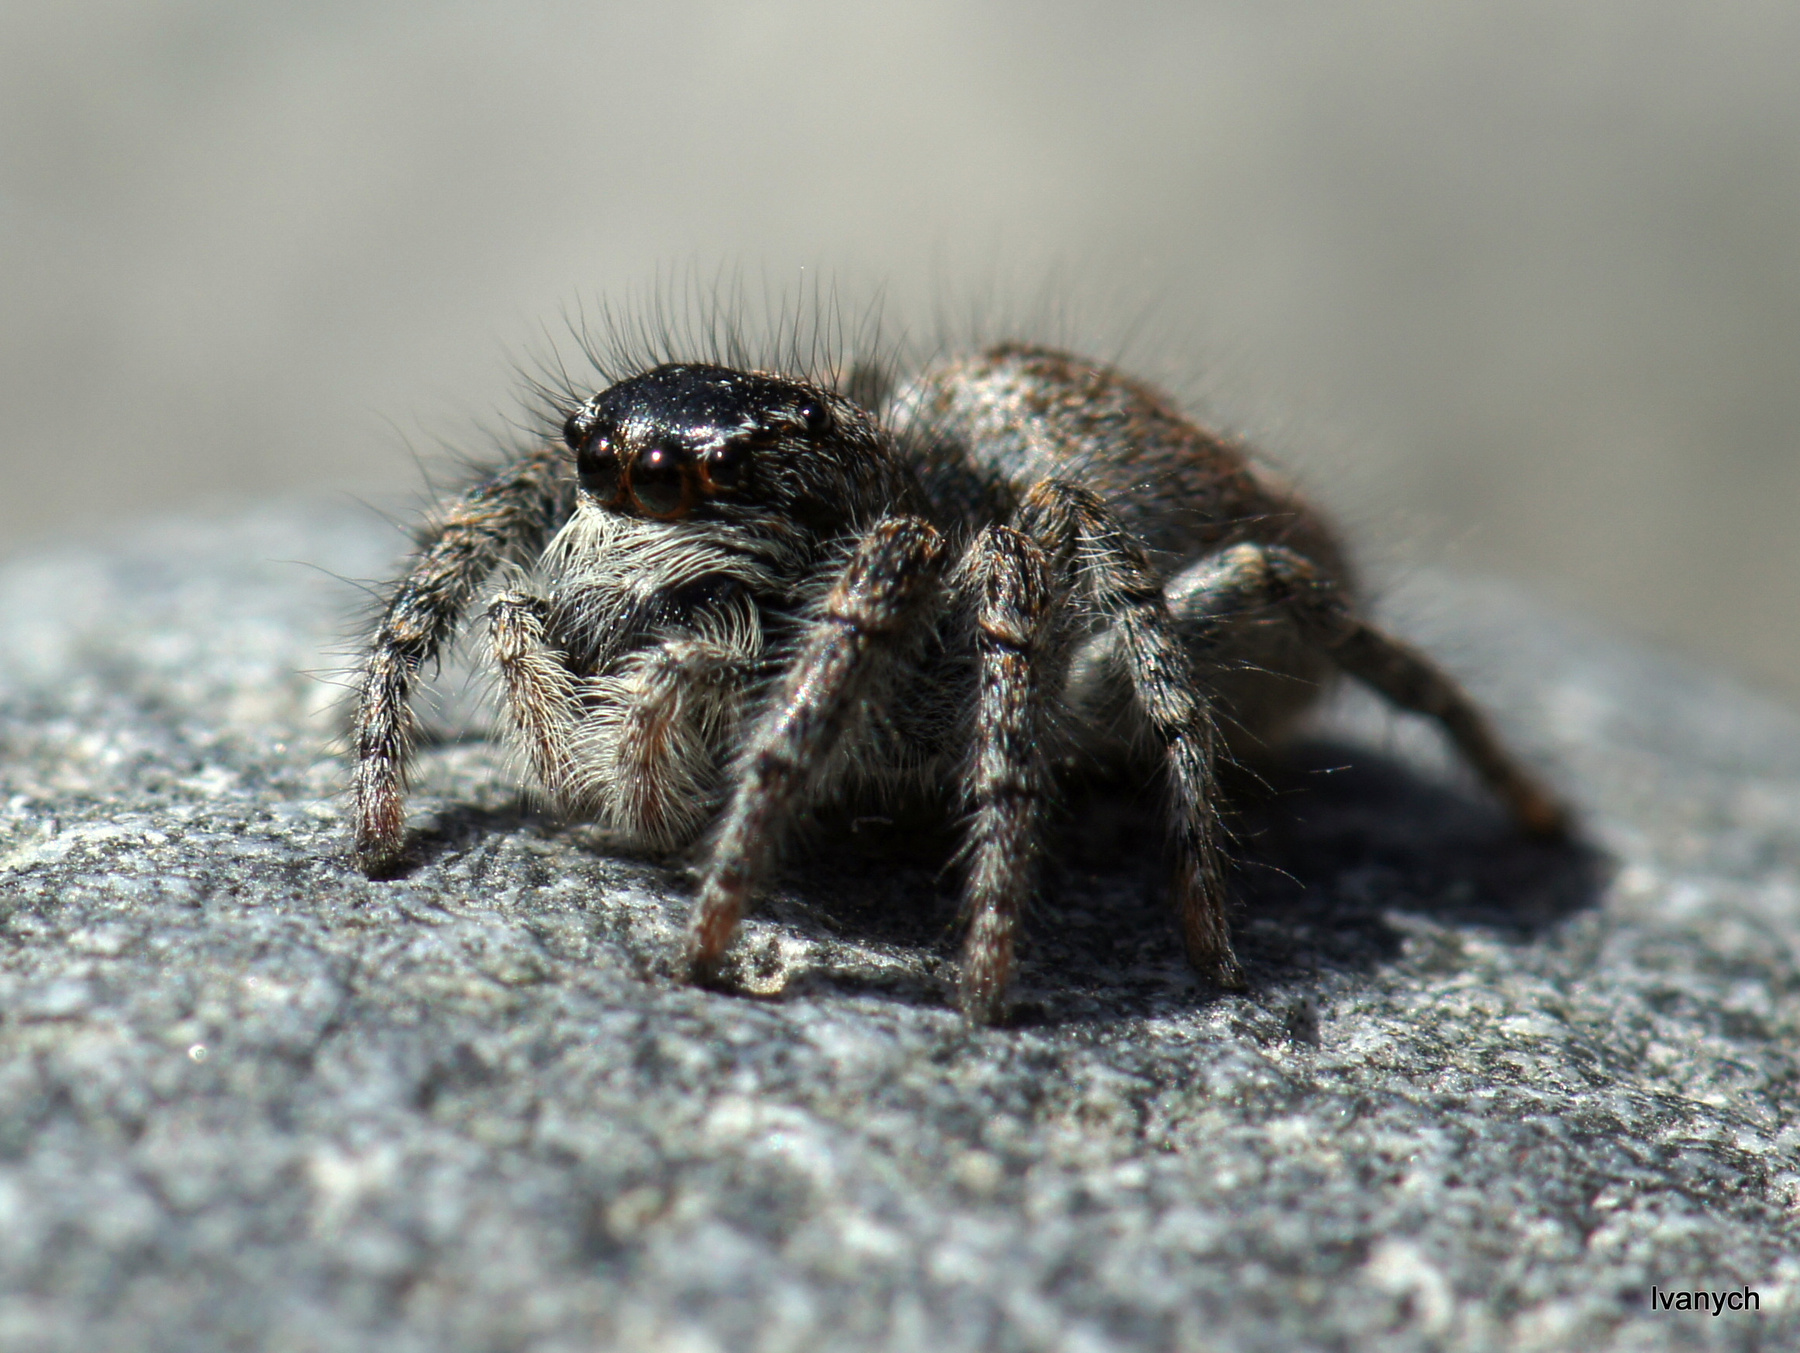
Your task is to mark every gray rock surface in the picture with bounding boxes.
[2,505,1798,1352]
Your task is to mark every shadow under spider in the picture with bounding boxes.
[375,742,1607,1024]
[767,741,1608,1023]
[368,799,554,881]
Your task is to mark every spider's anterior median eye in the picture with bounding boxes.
[628,443,693,518]
[577,439,622,502]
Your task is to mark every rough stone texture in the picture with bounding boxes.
[2,504,1798,1352]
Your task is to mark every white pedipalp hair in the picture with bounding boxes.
[504,497,778,849]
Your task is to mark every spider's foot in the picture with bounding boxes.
[353,837,413,880]
[682,918,744,992]
[1180,901,1247,992]
[1206,954,1249,992]
[956,978,1011,1028]
[957,921,1016,1026]
[353,782,412,879]
[1184,938,1247,992]
[1511,782,1575,841]
[681,941,724,987]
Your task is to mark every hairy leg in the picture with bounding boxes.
[1017,482,1243,989]
[956,525,1059,1024]
[685,517,946,980]
[1160,541,1568,836]
[1332,628,1568,835]
[353,446,571,874]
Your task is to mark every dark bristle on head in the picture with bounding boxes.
[515,273,903,448]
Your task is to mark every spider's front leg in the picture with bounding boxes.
[353,446,571,875]
[1017,482,1246,990]
[684,517,945,983]
[956,525,1062,1024]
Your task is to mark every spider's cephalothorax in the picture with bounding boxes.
[352,344,1567,1023]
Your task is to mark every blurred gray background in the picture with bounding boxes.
[4,1,1797,698]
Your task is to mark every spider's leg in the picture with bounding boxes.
[353,445,571,874]
[1159,541,1568,837]
[1337,624,1569,834]
[685,517,945,980]
[1017,482,1243,989]
[956,525,1059,1025]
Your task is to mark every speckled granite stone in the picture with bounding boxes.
[2,506,1797,1352]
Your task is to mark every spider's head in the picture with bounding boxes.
[561,364,899,530]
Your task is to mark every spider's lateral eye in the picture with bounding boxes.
[577,437,621,502]
[797,400,832,436]
[562,408,592,451]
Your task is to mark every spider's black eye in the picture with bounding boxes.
[577,439,622,502]
[629,443,694,518]
[562,409,589,451]
[700,439,751,494]
[797,400,832,436]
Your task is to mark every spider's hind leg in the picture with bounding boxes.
[1161,541,1569,838]
[1332,622,1569,837]
[1017,482,1244,991]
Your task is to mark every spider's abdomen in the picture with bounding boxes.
[897,345,1344,574]
[894,344,1352,755]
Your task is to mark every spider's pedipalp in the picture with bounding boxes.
[489,589,581,805]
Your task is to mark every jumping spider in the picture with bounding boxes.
[352,342,1567,1023]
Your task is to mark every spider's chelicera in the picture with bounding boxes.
[352,343,1567,1023]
